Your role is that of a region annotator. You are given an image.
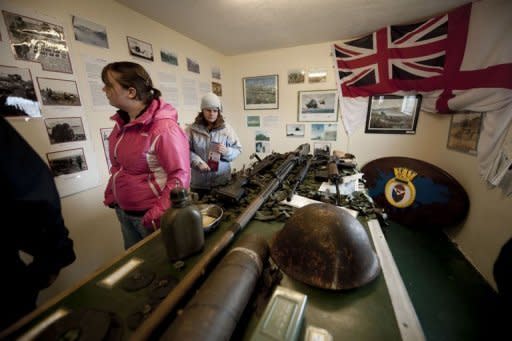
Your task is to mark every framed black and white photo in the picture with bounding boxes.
[311,123,337,141]
[447,112,483,155]
[127,36,154,61]
[307,69,327,83]
[72,15,109,48]
[186,57,200,74]
[211,66,221,80]
[365,94,422,134]
[3,11,73,73]
[286,124,305,137]
[243,75,278,110]
[100,127,113,171]
[37,77,81,106]
[0,65,41,118]
[298,90,338,122]
[45,117,86,144]
[160,49,178,66]
[246,115,260,128]
[47,148,88,177]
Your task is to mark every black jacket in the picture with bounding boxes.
[0,116,76,329]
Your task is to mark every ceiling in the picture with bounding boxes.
[116,0,473,56]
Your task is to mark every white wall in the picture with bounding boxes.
[2,0,511,307]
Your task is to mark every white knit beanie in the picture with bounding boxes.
[201,92,222,110]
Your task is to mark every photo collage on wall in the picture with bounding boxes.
[1,9,100,197]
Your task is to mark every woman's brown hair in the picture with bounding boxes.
[101,61,161,105]
[194,111,225,130]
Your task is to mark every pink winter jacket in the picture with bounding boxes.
[104,99,191,229]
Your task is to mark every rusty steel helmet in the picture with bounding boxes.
[270,203,380,290]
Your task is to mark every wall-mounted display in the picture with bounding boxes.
[187,57,200,74]
[286,124,305,137]
[127,36,154,61]
[0,65,41,118]
[298,89,338,122]
[288,69,305,84]
[365,94,422,134]
[212,81,222,96]
[308,69,327,83]
[447,112,483,155]
[211,66,221,80]
[160,49,178,66]
[3,11,73,73]
[246,115,260,127]
[45,117,86,144]
[37,77,81,106]
[100,127,113,171]
[71,15,108,48]
[243,75,278,110]
[47,148,88,177]
[311,123,337,141]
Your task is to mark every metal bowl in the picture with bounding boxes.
[195,204,223,233]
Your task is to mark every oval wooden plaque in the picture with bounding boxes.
[361,157,469,228]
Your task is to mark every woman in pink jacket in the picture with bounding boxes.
[102,61,190,249]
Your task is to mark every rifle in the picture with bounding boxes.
[327,156,342,205]
[286,155,312,201]
[131,143,310,340]
[215,152,283,201]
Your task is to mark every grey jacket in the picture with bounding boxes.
[186,122,242,189]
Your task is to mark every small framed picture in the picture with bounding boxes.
[307,69,327,83]
[286,124,305,137]
[45,117,86,144]
[47,148,88,177]
[311,123,337,141]
[100,127,113,171]
[298,90,338,122]
[126,36,154,61]
[447,112,483,155]
[72,15,109,48]
[212,81,222,96]
[187,57,200,73]
[243,75,278,110]
[288,69,305,84]
[246,115,260,128]
[37,77,81,106]
[0,65,41,118]
[365,94,422,134]
[160,49,178,66]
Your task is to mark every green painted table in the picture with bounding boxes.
[3,216,403,340]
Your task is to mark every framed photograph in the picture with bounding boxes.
[160,49,178,66]
[255,129,270,141]
[127,36,154,61]
[45,117,86,144]
[255,141,271,154]
[286,124,305,137]
[187,57,200,74]
[212,81,222,96]
[365,94,422,134]
[313,142,331,157]
[246,115,260,128]
[243,75,278,110]
[37,77,81,106]
[3,11,73,73]
[298,89,338,122]
[47,148,88,177]
[72,15,108,48]
[100,127,113,171]
[447,112,483,155]
[307,69,327,83]
[0,65,41,118]
[311,123,337,141]
[211,66,221,80]
[288,69,305,84]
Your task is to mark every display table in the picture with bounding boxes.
[3,215,409,340]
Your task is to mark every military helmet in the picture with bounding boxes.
[270,203,380,290]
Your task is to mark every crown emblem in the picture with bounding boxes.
[393,167,417,183]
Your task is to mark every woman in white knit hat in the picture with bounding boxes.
[186,93,242,194]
